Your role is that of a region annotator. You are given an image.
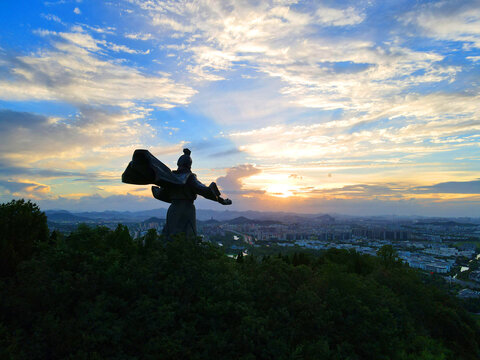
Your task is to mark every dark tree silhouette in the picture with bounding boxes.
[0,199,48,276]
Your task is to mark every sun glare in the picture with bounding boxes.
[265,183,294,198]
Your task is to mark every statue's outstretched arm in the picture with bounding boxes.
[188,176,232,205]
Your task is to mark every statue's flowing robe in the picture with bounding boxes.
[122,149,221,238]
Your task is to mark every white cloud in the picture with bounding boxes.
[315,5,365,26]
[0,108,149,165]
[106,42,150,54]
[0,108,190,203]
[402,1,480,48]
[82,24,117,34]
[74,7,81,15]
[130,0,456,115]
[467,56,480,62]
[125,32,153,40]
[227,92,480,162]
[0,27,196,108]
[41,13,63,23]
[0,25,197,191]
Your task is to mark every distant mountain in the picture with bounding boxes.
[227,216,252,225]
[315,214,335,223]
[200,218,221,225]
[69,209,168,222]
[142,217,165,224]
[414,220,477,227]
[45,207,480,225]
[45,210,90,223]
[226,216,282,225]
[47,208,338,224]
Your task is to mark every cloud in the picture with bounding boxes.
[1,1,478,216]
[130,0,455,115]
[288,174,303,180]
[74,7,81,15]
[216,164,262,193]
[0,108,187,195]
[412,180,480,194]
[467,56,480,63]
[208,147,243,158]
[106,42,150,54]
[192,79,304,126]
[82,24,116,34]
[124,32,153,41]
[290,180,480,199]
[0,109,141,162]
[402,1,480,48]
[41,13,63,23]
[226,91,480,162]
[0,27,196,108]
[0,180,51,199]
[0,184,474,216]
[1,177,476,216]
[315,5,365,26]
[0,159,91,179]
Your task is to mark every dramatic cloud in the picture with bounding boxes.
[0,1,479,216]
[0,179,51,199]
[412,180,480,194]
[289,180,480,200]
[132,0,457,114]
[0,109,151,164]
[216,164,262,193]
[228,92,480,162]
[0,109,186,204]
[0,27,196,108]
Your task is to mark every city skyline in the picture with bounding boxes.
[0,0,479,216]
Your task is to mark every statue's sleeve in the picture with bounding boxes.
[152,186,171,203]
[122,149,185,186]
[188,175,220,202]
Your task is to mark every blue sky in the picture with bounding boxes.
[0,0,479,216]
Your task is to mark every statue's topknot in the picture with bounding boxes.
[177,148,192,170]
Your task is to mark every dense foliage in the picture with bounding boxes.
[1,202,479,359]
[0,199,49,277]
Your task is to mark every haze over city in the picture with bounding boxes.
[0,0,479,216]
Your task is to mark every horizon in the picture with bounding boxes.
[1,0,479,216]
[42,205,480,221]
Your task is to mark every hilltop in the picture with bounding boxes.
[2,200,480,359]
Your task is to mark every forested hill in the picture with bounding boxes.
[1,200,480,359]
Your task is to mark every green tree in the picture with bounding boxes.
[1,219,479,359]
[0,199,48,276]
[377,244,400,268]
[143,228,159,247]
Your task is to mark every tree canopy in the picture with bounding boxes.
[0,200,479,359]
[0,199,48,277]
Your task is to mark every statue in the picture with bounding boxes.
[122,148,232,239]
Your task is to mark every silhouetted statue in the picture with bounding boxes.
[122,148,232,239]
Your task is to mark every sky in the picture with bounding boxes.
[0,0,479,216]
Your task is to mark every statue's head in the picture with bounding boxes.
[177,148,192,171]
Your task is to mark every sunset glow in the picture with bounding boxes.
[0,0,479,215]
[265,184,295,198]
